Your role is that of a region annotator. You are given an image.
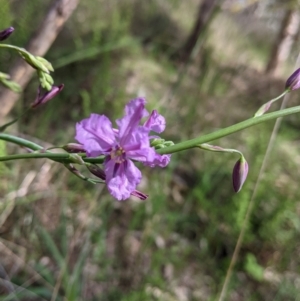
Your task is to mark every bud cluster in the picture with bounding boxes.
[0,26,56,92]
[19,52,55,91]
[150,138,174,149]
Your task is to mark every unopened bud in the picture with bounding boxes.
[200,143,225,152]
[65,163,97,183]
[0,72,10,80]
[68,154,85,165]
[1,79,21,93]
[35,56,54,72]
[44,73,54,86]
[87,164,106,180]
[130,190,148,200]
[0,27,14,41]
[163,140,175,147]
[63,143,86,153]
[150,138,165,147]
[285,68,300,91]
[20,52,50,74]
[254,101,272,117]
[31,84,64,108]
[37,70,53,91]
[151,138,174,149]
[232,156,249,193]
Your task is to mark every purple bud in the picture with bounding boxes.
[0,27,14,41]
[285,68,300,91]
[63,143,86,153]
[232,156,249,193]
[87,164,106,180]
[130,190,148,200]
[31,84,64,108]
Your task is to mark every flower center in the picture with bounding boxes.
[110,146,126,163]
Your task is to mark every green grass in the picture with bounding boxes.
[1,1,300,300]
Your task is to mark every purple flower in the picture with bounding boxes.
[143,110,171,167]
[285,68,300,91]
[75,98,170,200]
[144,110,166,133]
[0,27,14,41]
[31,84,64,108]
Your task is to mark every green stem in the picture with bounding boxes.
[0,152,70,162]
[0,108,32,132]
[157,105,300,155]
[254,90,289,117]
[198,143,243,156]
[1,105,300,163]
[267,90,287,105]
[0,44,29,56]
[0,133,44,151]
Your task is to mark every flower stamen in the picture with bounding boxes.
[110,146,125,163]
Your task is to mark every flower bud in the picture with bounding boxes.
[87,164,106,180]
[23,53,50,73]
[0,27,14,41]
[150,138,165,147]
[0,72,10,80]
[37,70,54,91]
[65,163,96,183]
[254,101,272,117]
[130,190,148,200]
[232,156,249,193]
[1,78,22,93]
[63,143,86,153]
[68,154,85,164]
[285,68,300,91]
[31,84,64,108]
[44,73,54,86]
[163,140,175,147]
[35,56,54,72]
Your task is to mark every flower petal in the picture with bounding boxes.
[105,159,142,200]
[116,98,148,145]
[31,84,64,108]
[144,110,166,133]
[123,126,156,162]
[144,153,171,168]
[75,114,115,157]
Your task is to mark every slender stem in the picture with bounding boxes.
[157,105,300,154]
[268,90,288,104]
[254,90,288,117]
[198,144,242,156]
[0,133,44,151]
[0,44,29,56]
[0,153,70,162]
[0,108,32,132]
[1,105,300,163]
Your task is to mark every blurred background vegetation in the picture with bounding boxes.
[1,0,300,300]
